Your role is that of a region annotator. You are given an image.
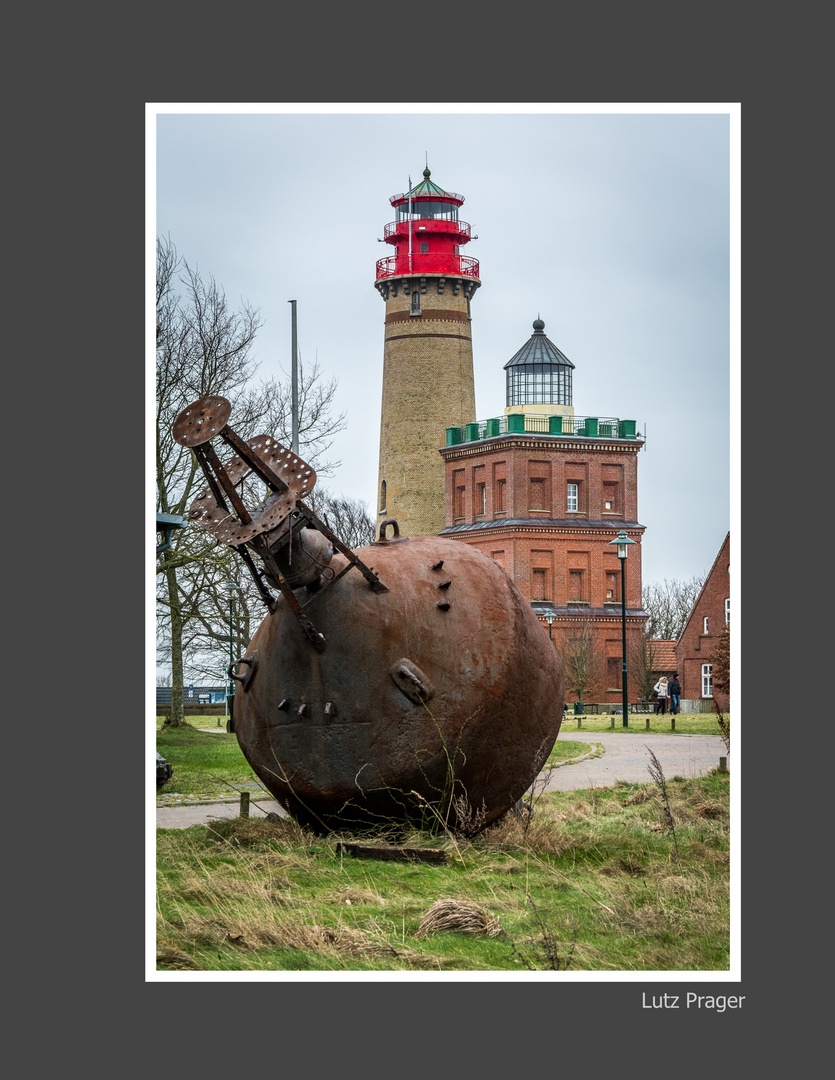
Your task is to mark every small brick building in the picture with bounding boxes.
[438,319,649,705]
[675,532,731,709]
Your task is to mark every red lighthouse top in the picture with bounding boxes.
[376,168,480,281]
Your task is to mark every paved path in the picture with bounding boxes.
[541,731,726,792]
[156,793,288,829]
[156,731,728,829]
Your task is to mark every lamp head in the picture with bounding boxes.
[609,530,636,560]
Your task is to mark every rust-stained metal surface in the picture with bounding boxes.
[172,396,564,835]
[187,433,317,547]
[232,532,563,834]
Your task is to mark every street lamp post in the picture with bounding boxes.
[223,582,242,718]
[608,530,636,728]
[545,614,555,639]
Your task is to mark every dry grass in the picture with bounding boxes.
[600,854,648,877]
[157,907,432,967]
[689,798,725,820]
[476,811,573,856]
[622,787,655,806]
[157,771,730,972]
[415,898,503,939]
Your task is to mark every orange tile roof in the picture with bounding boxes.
[649,640,678,671]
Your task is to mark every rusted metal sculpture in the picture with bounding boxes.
[173,396,564,834]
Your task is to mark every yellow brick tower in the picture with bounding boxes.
[374,168,480,538]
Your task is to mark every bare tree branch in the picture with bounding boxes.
[641,576,704,640]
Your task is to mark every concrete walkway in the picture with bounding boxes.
[156,730,728,829]
[542,730,727,792]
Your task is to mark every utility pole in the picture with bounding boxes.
[288,299,299,454]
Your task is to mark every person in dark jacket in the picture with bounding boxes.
[668,673,682,715]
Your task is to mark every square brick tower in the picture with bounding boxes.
[439,319,649,706]
[374,169,480,539]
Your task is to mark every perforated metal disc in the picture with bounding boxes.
[172,396,232,446]
[187,434,317,545]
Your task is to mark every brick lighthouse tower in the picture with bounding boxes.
[374,168,480,537]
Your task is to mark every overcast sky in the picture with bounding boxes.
[151,105,737,587]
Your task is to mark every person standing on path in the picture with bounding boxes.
[668,672,681,716]
[653,676,669,715]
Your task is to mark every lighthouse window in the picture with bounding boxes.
[506,363,573,407]
[396,199,458,223]
[420,243,428,253]
[410,290,421,315]
[567,483,578,512]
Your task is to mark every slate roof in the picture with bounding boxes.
[439,519,645,535]
[504,318,574,369]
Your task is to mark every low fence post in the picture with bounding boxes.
[240,791,250,818]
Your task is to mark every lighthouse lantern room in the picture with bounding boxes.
[376,168,479,281]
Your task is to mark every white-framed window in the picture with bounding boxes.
[567,482,578,512]
[703,616,709,634]
[702,663,713,698]
[725,598,730,624]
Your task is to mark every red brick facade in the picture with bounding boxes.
[675,532,731,708]
[438,432,648,704]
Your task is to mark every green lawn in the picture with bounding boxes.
[157,721,257,799]
[559,711,727,736]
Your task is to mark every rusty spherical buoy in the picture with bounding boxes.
[231,531,564,835]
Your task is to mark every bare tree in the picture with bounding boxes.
[555,614,606,709]
[629,627,659,705]
[711,622,730,715]
[305,489,376,549]
[642,576,704,640]
[155,237,347,725]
